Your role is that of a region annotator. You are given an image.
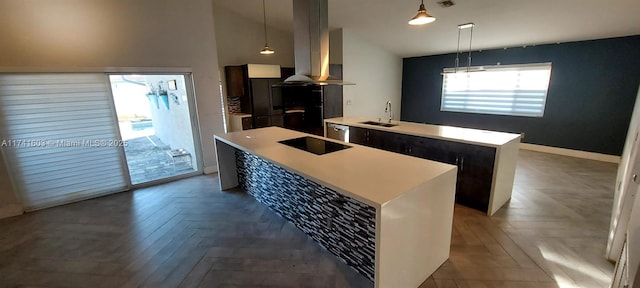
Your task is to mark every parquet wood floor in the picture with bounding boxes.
[0,150,617,287]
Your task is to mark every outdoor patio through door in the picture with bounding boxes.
[109,74,201,185]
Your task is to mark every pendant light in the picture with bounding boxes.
[408,0,436,25]
[260,0,275,55]
[454,23,474,73]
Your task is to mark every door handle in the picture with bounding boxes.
[634,174,638,183]
[455,156,463,172]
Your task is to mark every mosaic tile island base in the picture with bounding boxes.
[214,127,457,288]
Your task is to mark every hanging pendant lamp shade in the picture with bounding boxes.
[408,0,436,25]
[260,46,275,55]
[260,0,275,55]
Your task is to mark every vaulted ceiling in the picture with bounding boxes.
[213,0,640,57]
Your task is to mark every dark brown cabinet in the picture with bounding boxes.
[347,126,496,213]
[226,65,342,134]
[349,127,392,152]
[323,85,343,119]
[456,144,496,212]
[350,127,408,154]
[224,66,245,98]
[253,115,284,128]
[413,138,495,212]
[224,65,283,129]
[323,64,343,119]
[253,116,270,128]
[249,79,272,116]
[348,126,367,145]
[323,64,344,119]
[241,117,253,130]
[270,115,284,127]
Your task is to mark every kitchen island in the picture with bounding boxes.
[325,117,521,216]
[214,127,457,288]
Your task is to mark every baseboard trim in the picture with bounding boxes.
[204,166,218,174]
[0,204,23,220]
[520,143,620,164]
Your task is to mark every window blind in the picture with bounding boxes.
[441,63,552,117]
[0,73,128,211]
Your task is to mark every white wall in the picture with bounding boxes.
[0,0,225,216]
[213,3,294,98]
[145,75,197,168]
[213,5,295,69]
[342,29,402,120]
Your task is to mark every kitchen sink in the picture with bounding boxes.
[360,121,398,127]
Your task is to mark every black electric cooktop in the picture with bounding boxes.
[278,136,352,155]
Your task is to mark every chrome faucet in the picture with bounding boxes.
[385,101,392,123]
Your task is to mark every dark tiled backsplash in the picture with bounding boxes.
[235,150,376,281]
[227,97,241,113]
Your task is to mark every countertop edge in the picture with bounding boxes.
[325,117,522,148]
[214,129,457,208]
[214,134,388,208]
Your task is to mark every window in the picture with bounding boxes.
[441,63,552,117]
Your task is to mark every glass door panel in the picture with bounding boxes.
[109,74,200,185]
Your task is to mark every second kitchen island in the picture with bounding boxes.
[215,127,457,288]
[325,117,521,216]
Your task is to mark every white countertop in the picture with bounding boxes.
[229,113,252,118]
[214,127,456,207]
[325,117,521,147]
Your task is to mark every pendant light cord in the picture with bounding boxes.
[455,28,461,73]
[454,24,475,73]
[262,0,268,46]
[467,25,474,72]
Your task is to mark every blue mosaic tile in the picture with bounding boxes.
[235,150,376,281]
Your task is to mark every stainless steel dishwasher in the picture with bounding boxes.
[326,123,349,142]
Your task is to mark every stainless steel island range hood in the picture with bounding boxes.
[278,0,353,86]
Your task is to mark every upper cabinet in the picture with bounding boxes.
[224,64,283,126]
[225,64,344,134]
[224,65,245,98]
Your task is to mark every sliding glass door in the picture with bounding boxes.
[0,72,202,211]
[108,74,201,185]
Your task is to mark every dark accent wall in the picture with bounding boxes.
[401,35,640,155]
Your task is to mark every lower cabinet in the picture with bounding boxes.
[348,126,368,145]
[441,140,495,212]
[270,115,284,127]
[254,115,284,128]
[349,127,394,151]
[241,117,253,130]
[348,126,496,213]
[253,116,270,128]
[229,114,253,132]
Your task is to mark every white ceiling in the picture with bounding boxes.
[213,0,640,57]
